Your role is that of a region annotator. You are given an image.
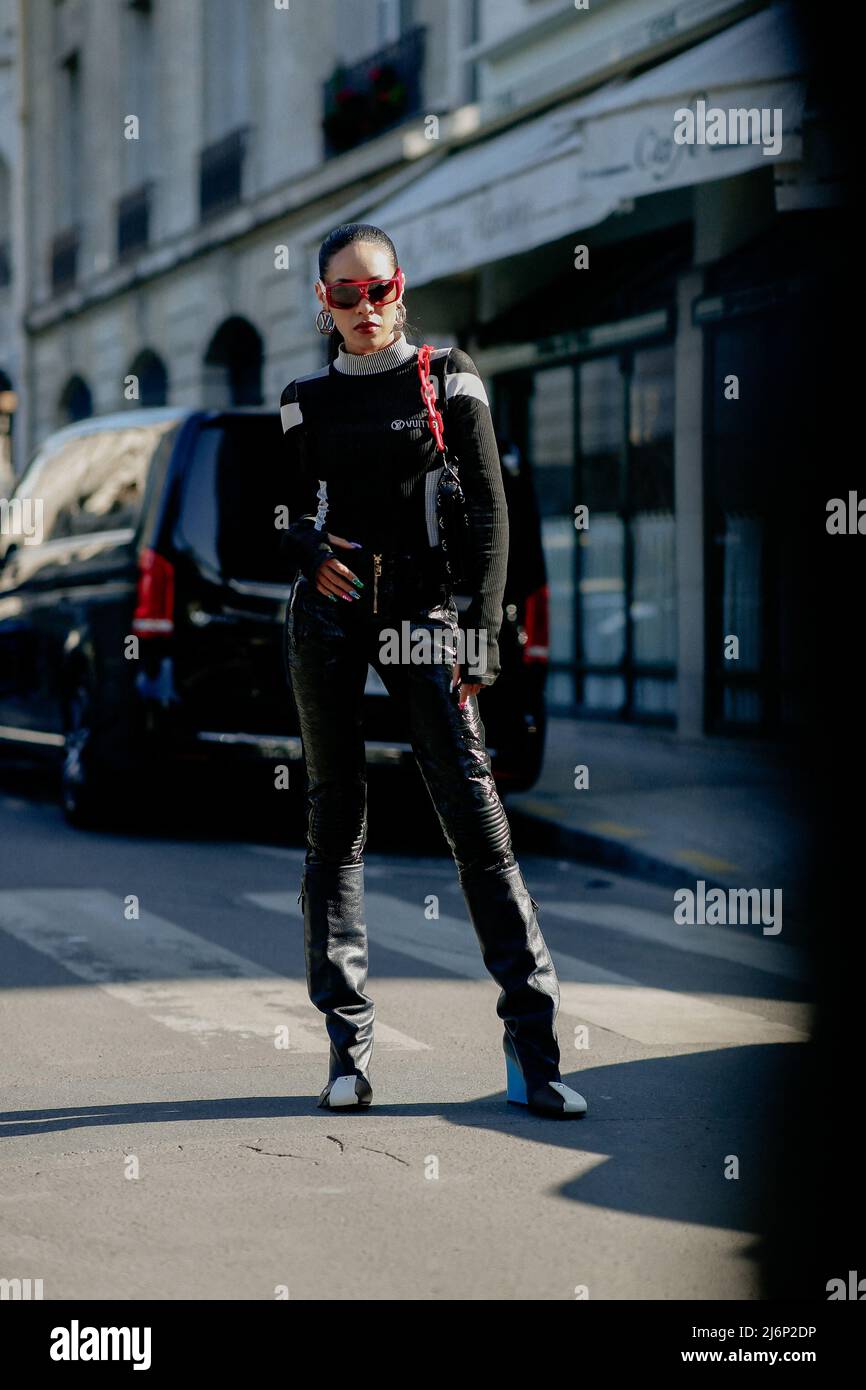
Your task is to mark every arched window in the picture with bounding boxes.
[127,349,168,407]
[203,318,263,407]
[59,374,93,425]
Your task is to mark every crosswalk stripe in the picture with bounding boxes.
[555,983,806,1046]
[249,889,489,981]
[543,901,808,981]
[248,891,807,1047]
[0,889,428,1054]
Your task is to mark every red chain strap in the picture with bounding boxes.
[417,344,445,453]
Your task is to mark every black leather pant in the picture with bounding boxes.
[285,567,562,1093]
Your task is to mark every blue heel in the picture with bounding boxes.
[503,1033,528,1104]
[503,1030,588,1117]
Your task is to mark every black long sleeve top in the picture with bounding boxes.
[279,334,509,685]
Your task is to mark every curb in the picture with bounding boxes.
[507,804,734,897]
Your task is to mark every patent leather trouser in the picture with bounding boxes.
[284,570,562,1091]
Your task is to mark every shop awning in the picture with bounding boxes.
[361,0,808,287]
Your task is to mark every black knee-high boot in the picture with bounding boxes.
[298,860,374,1108]
[458,859,587,1118]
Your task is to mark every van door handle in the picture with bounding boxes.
[188,609,236,628]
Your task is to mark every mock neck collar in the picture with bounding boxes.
[333,331,417,375]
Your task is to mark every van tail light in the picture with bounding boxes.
[133,548,175,638]
[520,583,549,663]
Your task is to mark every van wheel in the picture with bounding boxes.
[61,681,110,827]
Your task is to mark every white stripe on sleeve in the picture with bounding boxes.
[445,372,489,407]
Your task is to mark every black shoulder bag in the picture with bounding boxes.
[417,344,473,588]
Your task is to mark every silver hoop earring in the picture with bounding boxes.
[316,308,334,335]
[395,302,406,331]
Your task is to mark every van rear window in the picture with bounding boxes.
[177,416,292,584]
[8,422,175,544]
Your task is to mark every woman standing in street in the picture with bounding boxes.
[280,221,587,1119]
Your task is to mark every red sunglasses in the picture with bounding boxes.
[321,267,405,310]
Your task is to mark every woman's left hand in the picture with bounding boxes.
[450,662,483,709]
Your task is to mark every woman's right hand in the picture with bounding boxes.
[314,533,364,601]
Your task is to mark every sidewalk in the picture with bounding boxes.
[507,716,811,908]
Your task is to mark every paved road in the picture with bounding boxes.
[0,768,812,1301]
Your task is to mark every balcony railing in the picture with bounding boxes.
[117,181,152,260]
[322,25,426,158]
[199,126,249,221]
[50,226,80,292]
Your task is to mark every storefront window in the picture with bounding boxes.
[575,345,677,720]
[705,307,800,734]
[578,356,626,711]
[510,335,677,723]
[629,344,677,716]
[529,365,575,707]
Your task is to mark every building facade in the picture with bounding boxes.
[0,0,21,494]
[9,0,838,738]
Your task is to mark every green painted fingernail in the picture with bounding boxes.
[327,594,337,602]
[352,578,364,588]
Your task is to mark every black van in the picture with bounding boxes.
[0,406,550,825]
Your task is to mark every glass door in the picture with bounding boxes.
[575,344,677,720]
[577,355,626,711]
[628,344,677,716]
[527,364,576,707]
[502,339,677,721]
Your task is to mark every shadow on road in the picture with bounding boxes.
[0,1040,800,1251]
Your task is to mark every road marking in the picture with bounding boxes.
[0,889,428,1053]
[250,889,492,980]
[0,725,64,747]
[674,849,740,874]
[249,891,807,1047]
[507,796,562,822]
[587,820,648,839]
[543,901,808,982]
[555,982,806,1046]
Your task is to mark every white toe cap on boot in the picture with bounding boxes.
[548,1081,588,1114]
[326,1075,366,1107]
